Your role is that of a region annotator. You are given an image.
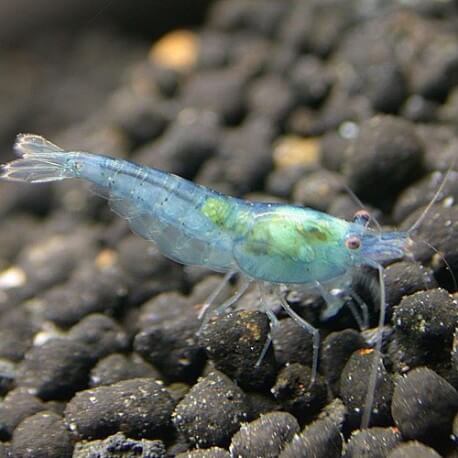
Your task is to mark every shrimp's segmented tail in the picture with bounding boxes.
[0,134,73,183]
[1,133,238,272]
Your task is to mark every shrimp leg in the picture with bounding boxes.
[214,277,253,315]
[198,277,253,334]
[318,281,367,330]
[361,262,386,429]
[197,271,235,320]
[255,283,280,367]
[276,289,320,385]
[351,290,370,330]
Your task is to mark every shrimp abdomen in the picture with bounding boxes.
[2,134,236,271]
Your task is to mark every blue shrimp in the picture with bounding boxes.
[2,134,439,428]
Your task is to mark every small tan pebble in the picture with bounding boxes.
[150,30,198,71]
[273,136,321,169]
[95,249,118,270]
[0,266,26,289]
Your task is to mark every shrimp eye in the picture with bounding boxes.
[353,209,370,227]
[345,236,361,250]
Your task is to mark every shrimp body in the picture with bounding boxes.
[1,134,410,284]
[0,134,409,287]
[1,134,419,429]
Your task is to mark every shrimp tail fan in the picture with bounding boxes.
[0,134,73,183]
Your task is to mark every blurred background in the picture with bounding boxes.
[0,3,458,455]
[1,0,457,216]
[0,0,213,156]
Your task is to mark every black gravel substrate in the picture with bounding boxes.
[1,0,458,457]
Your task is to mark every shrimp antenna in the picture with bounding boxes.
[342,183,383,233]
[407,159,457,235]
[361,262,386,429]
[416,238,457,291]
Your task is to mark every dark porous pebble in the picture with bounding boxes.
[440,87,458,124]
[393,288,458,344]
[318,398,348,431]
[0,182,55,218]
[0,316,39,363]
[230,35,272,80]
[197,31,231,69]
[134,112,220,178]
[68,314,128,360]
[391,367,458,443]
[166,382,190,404]
[118,235,180,281]
[293,170,344,212]
[247,74,295,124]
[117,235,184,303]
[284,106,319,138]
[134,315,205,383]
[89,353,160,387]
[340,350,393,426]
[16,231,95,299]
[0,388,46,440]
[41,262,127,328]
[65,377,175,440]
[181,69,246,124]
[407,28,458,102]
[388,333,430,376]
[272,317,316,368]
[230,412,300,458]
[176,448,230,458]
[16,338,94,400]
[320,130,351,172]
[267,44,298,76]
[0,215,38,268]
[321,329,368,395]
[199,310,276,391]
[387,442,442,458]
[394,170,458,223]
[146,62,181,99]
[327,194,365,221]
[111,94,169,148]
[245,391,279,419]
[266,165,306,199]
[173,370,249,448]
[366,62,407,114]
[271,363,328,422]
[290,56,333,108]
[337,18,408,113]
[343,116,424,209]
[454,411,458,446]
[402,205,458,290]
[453,328,458,376]
[0,308,38,362]
[117,234,178,280]
[280,1,354,57]
[209,0,287,37]
[136,291,193,331]
[188,273,234,307]
[415,125,457,173]
[0,443,10,458]
[280,419,343,458]
[214,117,275,194]
[73,432,166,458]
[344,427,403,458]
[11,411,73,458]
[384,262,437,311]
[0,358,15,395]
[401,95,438,123]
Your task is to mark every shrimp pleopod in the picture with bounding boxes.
[0,134,417,427]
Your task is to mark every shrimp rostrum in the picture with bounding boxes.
[1,134,424,427]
